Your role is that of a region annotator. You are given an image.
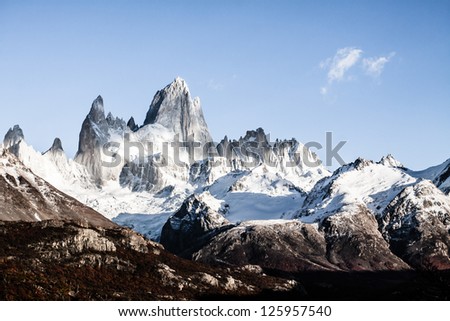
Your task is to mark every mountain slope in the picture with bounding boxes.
[0,151,115,228]
[408,159,450,195]
[161,195,410,272]
[297,157,417,223]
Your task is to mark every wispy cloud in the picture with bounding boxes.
[322,47,363,83]
[363,52,396,77]
[320,47,395,96]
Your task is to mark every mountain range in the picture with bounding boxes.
[1,77,449,299]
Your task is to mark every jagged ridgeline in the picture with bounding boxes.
[1,77,329,240]
[1,77,450,285]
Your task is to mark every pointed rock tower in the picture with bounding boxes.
[143,77,212,145]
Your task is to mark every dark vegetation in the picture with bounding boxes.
[1,220,449,300]
[0,220,302,300]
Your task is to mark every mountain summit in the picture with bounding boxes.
[3,125,24,152]
[143,77,212,144]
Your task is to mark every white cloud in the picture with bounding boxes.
[319,48,396,96]
[323,47,363,83]
[363,52,396,77]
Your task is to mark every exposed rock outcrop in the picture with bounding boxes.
[143,77,212,146]
[3,125,24,155]
[160,194,233,256]
[74,95,126,184]
[380,180,450,270]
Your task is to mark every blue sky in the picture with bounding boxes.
[0,0,449,170]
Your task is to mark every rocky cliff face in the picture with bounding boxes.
[143,77,212,146]
[3,125,24,153]
[116,78,214,192]
[433,162,450,195]
[168,207,410,273]
[320,206,410,271]
[43,137,64,155]
[380,180,450,270]
[193,220,335,272]
[75,95,126,185]
[160,194,233,256]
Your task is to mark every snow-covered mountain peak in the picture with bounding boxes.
[172,76,189,92]
[330,157,373,177]
[75,95,126,184]
[379,154,404,168]
[43,137,64,155]
[299,158,418,223]
[88,95,105,123]
[160,193,232,254]
[143,77,212,144]
[3,125,24,149]
[352,157,374,170]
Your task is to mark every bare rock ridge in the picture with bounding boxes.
[74,95,108,182]
[215,127,324,176]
